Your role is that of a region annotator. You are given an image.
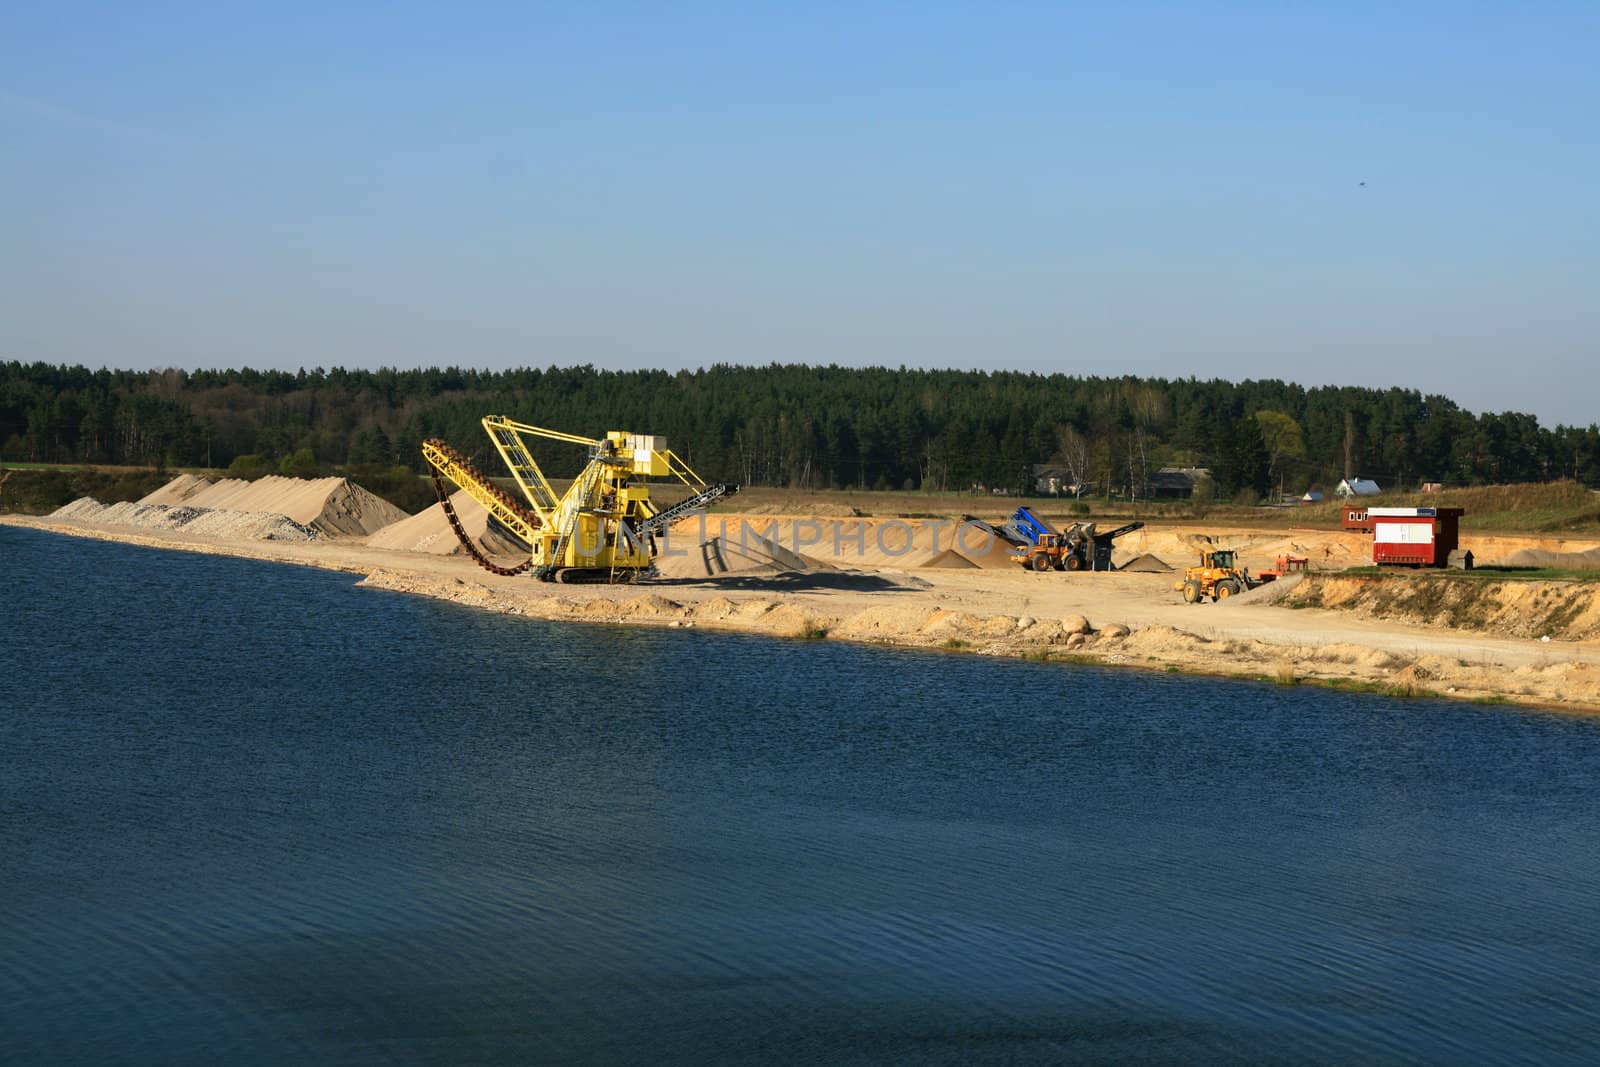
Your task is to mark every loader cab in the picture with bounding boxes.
[1205,549,1236,570]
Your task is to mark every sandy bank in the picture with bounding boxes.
[7,512,1599,717]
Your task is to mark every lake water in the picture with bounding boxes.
[3,524,1600,1064]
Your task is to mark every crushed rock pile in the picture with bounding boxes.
[1230,572,1305,604]
[51,474,409,541]
[51,497,321,541]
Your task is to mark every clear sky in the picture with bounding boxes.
[3,2,1596,426]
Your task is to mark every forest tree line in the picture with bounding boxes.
[3,361,1597,500]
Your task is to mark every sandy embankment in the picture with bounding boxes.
[10,483,1600,715]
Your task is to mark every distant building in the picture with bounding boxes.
[1149,467,1210,499]
[1335,478,1382,498]
[1031,464,1091,497]
[1420,482,1443,494]
[1300,490,1326,505]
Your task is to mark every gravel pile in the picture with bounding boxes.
[49,496,322,542]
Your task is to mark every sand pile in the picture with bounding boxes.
[956,532,1022,569]
[366,490,528,558]
[653,533,837,579]
[648,515,1043,572]
[1114,526,1371,574]
[1117,553,1172,572]
[1497,547,1600,570]
[137,474,214,506]
[49,474,406,542]
[164,476,407,536]
[665,515,1398,575]
[669,517,932,570]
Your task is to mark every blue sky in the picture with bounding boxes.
[3,2,1596,425]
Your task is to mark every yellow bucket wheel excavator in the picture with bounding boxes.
[422,416,737,583]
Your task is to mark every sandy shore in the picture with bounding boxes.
[8,513,1600,716]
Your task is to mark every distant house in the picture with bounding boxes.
[1335,478,1382,498]
[1300,490,1326,505]
[1031,464,1091,497]
[1420,482,1443,494]
[1149,467,1210,499]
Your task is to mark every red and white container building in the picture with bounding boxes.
[1365,507,1464,567]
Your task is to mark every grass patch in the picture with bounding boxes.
[1292,481,1600,534]
[1340,565,1600,584]
[0,461,99,470]
[796,626,829,640]
[1316,676,1435,700]
[941,638,971,651]
[1463,566,1600,583]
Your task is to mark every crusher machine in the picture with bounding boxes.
[1002,506,1146,572]
[422,417,737,582]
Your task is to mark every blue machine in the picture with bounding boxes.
[1007,506,1058,545]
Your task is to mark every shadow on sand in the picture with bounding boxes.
[648,570,922,593]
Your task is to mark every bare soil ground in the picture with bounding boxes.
[10,494,1600,715]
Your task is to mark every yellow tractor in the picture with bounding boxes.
[1175,548,1270,603]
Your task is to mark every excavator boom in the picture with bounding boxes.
[421,438,542,547]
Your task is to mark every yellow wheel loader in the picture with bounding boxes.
[1175,548,1272,603]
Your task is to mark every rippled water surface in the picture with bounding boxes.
[4,525,1600,1064]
